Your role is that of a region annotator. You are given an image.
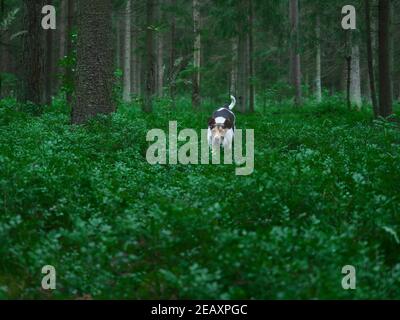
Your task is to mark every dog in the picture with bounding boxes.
[208,95,236,152]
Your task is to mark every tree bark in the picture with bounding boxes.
[315,14,322,102]
[144,0,155,113]
[192,0,201,109]
[72,0,114,124]
[123,0,132,102]
[378,0,393,118]
[20,0,46,106]
[289,0,302,106]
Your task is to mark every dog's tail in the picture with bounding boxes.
[228,95,236,110]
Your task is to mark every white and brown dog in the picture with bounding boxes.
[208,95,236,152]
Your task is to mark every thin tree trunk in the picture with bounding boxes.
[0,0,5,98]
[59,0,67,60]
[344,29,352,110]
[248,0,255,113]
[169,0,177,104]
[315,14,322,102]
[45,24,54,104]
[123,0,132,102]
[230,38,238,95]
[289,0,302,106]
[155,1,164,97]
[364,0,379,117]
[131,0,140,96]
[115,14,121,69]
[144,0,155,113]
[378,0,393,118]
[58,0,67,92]
[192,0,201,109]
[43,0,54,105]
[20,0,46,106]
[72,0,114,124]
[237,0,249,113]
[350,44,362,109]
[66,0,74,105]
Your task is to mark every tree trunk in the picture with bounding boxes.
[72,0,114,124]
[315,14,322,102]
[155,2,164,97]
[230,38,238,95]
[65,0,74,105]
[350,44,362,110]
[115,14,121,70]
[248,0,255,113]
[144,0,155,113]
[169,0,177,104]
[0,0,5,98]
[365,0,379,117]
[20,0,46,106]
[44,0,54,105]
[378,0,393,118]
[123,0,132,102]
[237,0,249,113]
[289,0,302,106]
[44,24,54,104]
[59,0,67,60]
[131,0,140,96]
[192,0,201,109]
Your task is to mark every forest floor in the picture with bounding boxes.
[0,96,400,299]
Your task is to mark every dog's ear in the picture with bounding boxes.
[208,117,216,128]
[224,119,233,129]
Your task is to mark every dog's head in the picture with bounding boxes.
[208,117,233,145]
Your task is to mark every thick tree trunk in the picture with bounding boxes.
[289,0,302,106]
[248,0,255,113]
[144,0,155,113]
[72,0,114,124]
[192,0,201,109]
[350,44,362,109]
[20,0,46,105]
[123,0,132,102]
[315,14,322,102]
[365,0,379,117]
[378,0,393,118]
